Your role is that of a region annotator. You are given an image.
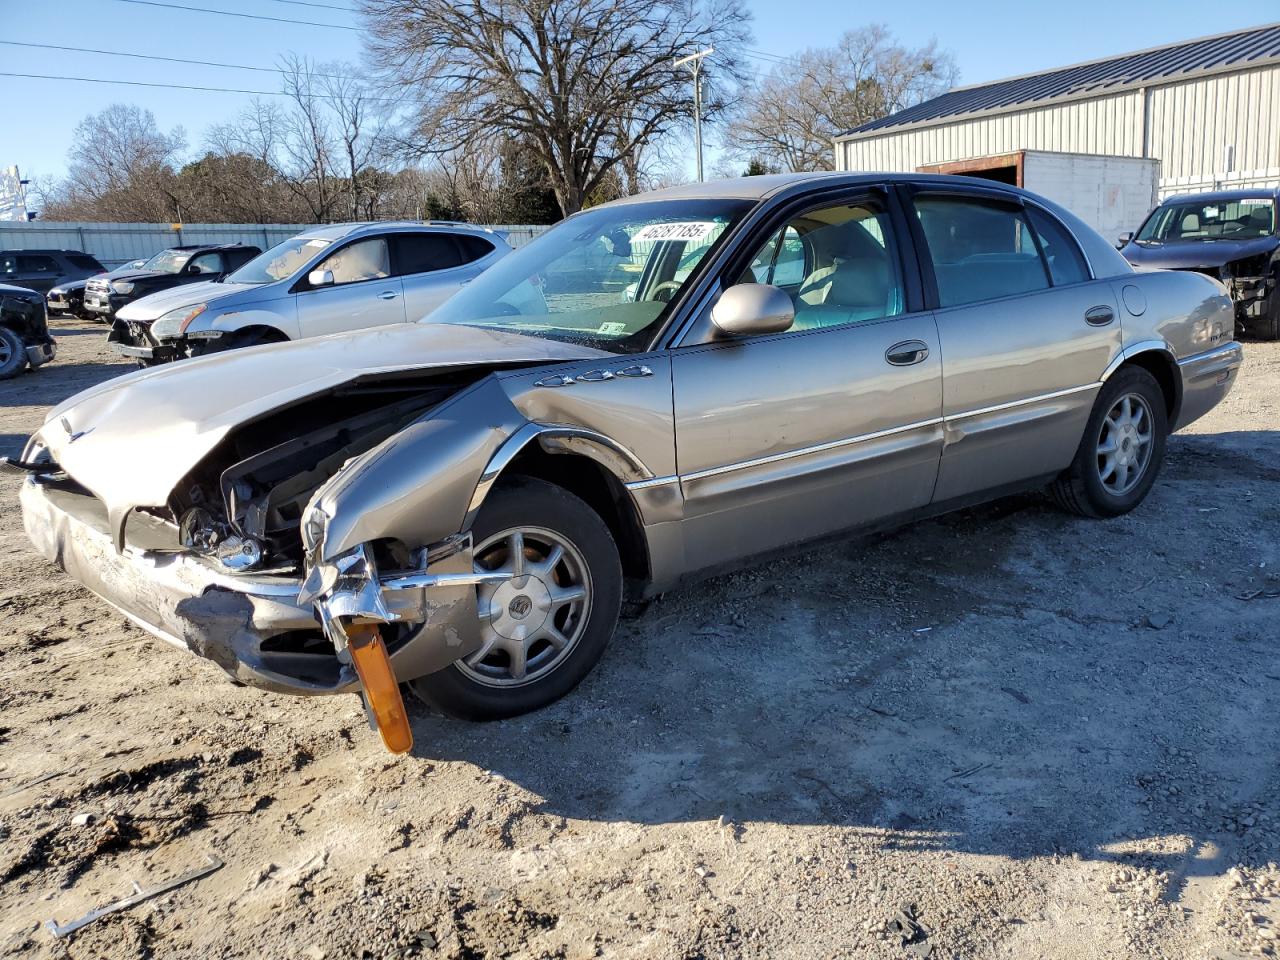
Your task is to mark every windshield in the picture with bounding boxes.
[1137,198,1277,242]
[141,249,193,274]
[226,236,333,284]
[427,198,753,352]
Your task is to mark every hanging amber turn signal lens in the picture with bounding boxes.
[345,623,413,754]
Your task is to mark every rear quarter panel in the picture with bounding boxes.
[1112,269,1238,430]
[1116,269,1234,359]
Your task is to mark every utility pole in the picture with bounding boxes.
[675,48,714,182]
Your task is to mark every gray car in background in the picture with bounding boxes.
[107,221,512,364]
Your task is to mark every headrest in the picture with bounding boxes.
[824,257,890,308]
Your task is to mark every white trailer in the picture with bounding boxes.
[915,150,1160,245]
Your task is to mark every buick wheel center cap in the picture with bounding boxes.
[488,576,553,640]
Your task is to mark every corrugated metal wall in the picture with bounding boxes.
[0,222,551,267]
[1147,66,1280,193]
[838,63,1280,198]
[841,92,1144,173]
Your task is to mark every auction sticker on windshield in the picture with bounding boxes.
[632,222,717,243]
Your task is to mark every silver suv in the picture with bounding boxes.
[108,222,511,364]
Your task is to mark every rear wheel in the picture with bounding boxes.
[0,327,28,380]
[1050,366,1168,518]
[408,477,622,721]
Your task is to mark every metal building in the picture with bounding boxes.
[835,23,1280,198]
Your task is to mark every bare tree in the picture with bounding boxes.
[728,26,956,172]
[360,0,751,216]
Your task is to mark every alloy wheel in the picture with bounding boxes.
[1096,392,1154,496]
[457,526,592,688]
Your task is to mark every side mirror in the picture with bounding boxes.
[184,263,201,275]
[710,283,794,337]
[1116,232,1134,249]
[307,269,335,288]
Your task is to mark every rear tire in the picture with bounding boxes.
[1050,366,1168,518]
[409,477,622,721]
[0,327,28,380]
[1258,295,1280,341]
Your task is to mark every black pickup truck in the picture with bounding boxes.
[83,243,260,318]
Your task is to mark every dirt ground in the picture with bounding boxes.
[1,317,1278,960]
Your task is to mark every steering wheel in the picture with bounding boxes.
[648,280,683,302]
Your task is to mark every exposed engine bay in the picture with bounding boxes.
[168,370,485,574]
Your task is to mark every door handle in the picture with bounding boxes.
[1085,305,1115,326]
[614,364,653,378]
[576,369,615,382]
[885,340,930,366]
[378,290,399,300]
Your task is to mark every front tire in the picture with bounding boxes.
[0,327,28,380]
[1050,366,1168,518]
[408,477,622,721]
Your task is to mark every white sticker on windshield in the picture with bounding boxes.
[632,221,716,243]
[1240,199,1271,207]
[597,321,628,335]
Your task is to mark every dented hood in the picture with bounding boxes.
[40,322,610,521]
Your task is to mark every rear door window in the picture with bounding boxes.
[913,196,1050,307]
[394,233,464,276]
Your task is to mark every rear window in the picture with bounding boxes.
[67,254,105,271]
[456,234,496,264]
[1026,207,1090,286]
[394,233,464,275]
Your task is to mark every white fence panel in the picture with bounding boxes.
[0,221,552,267]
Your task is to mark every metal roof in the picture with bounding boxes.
[842,22,1280,140]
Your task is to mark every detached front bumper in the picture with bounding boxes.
[19,477,483,696]
[107,319,179,363]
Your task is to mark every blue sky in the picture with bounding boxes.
[3,0,1276,183]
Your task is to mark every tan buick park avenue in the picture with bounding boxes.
[10,173,1242,753]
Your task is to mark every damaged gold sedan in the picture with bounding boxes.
[10,174,1243,753]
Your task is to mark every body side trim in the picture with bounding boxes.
[680,416,945,483]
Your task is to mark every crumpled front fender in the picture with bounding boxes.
[313,376,527,561]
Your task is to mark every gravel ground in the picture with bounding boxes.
[1,318,1278,960]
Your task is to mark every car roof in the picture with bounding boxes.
[600,171,1041,206]
[291,221,504,243]
[1158,187,1280,204]
[0,248,99,256]
[163,243,258,252]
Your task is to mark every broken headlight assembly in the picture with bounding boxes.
[177,505,265,574]
[151,303,211,340]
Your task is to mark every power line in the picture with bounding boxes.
[105,0,359,30]
[0,40,365,82]
[0,70,420,104]
[263,0,355,10]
